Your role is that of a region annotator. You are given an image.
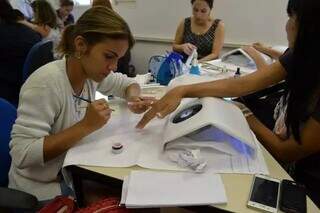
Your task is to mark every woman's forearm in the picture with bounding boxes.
[43,121,94,162]
[181,77,255,98]
[172,43,183,53]
[249,52,269,70]
[246,115,309,163]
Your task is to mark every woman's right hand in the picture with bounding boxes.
[136,86,185,129]
[181,43,197,55]
[81,99,112,132]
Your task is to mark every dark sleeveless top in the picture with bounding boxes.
[183,17,221,59]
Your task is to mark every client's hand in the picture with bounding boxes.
[136,87,185,129]
[127,96,156,114]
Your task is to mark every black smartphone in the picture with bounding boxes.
[279,179,306,213]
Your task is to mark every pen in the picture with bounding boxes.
[73,95,115,111]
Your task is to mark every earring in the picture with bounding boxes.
[76,52,82,59]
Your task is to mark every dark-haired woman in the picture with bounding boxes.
[138,0,320,207]
[173,0,225,62]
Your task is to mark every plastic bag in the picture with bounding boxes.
[148,52,186,85]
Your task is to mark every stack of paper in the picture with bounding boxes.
[121,171,227,208]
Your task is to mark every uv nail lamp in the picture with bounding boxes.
[163,97,256,156]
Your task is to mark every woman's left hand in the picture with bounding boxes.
[127,96,156,114]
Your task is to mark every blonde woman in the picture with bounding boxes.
[9,7,152,202]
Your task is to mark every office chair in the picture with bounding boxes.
[22,40,54,83]
[0,98,38,211]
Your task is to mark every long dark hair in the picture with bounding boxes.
[285,0,320,142]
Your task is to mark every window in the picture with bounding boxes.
[74,0,116,6]
[74,0,91,6]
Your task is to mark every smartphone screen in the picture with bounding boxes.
[280,180,306,213]
[249,176,280,209]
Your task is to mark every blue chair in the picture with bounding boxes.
[0,98,38,210]
[22,40,54,82]
[0,98,16,187]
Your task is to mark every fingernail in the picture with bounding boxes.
[156,113,162,118]
[127,102,134,106]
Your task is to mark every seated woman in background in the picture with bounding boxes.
[19,0,60,44]
[138,0,320,207]
[9,7,152,202]
[56,0,74,30]
[173,0,225,62]
[0,0,41,106]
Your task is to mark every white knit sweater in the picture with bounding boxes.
[8,58,136,200]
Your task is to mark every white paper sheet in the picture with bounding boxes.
[63,104,268,175]
[121,171,227,208]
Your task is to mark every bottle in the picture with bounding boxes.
[189,55,200,75]
[234,67,241,78]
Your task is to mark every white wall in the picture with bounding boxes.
[114,0,288,46]
[67,0,289,74]
[69,5,239,74]
[131,41,170,74]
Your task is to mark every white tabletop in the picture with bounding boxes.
[75,86,319,212]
